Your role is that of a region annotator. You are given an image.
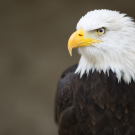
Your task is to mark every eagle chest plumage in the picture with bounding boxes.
[55,64,135,135]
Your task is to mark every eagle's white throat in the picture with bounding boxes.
[75,9,135,84]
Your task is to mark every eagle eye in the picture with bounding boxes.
[96,28,106,35]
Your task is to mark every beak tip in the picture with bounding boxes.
[68,48,72,56]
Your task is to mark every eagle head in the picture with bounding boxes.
[68,9,135,83]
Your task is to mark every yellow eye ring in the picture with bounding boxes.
[96,27,106,35]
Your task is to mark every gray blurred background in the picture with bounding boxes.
[0,0,135,135]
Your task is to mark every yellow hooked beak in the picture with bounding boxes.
[68,29,102,56]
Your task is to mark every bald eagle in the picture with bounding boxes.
[55,9,135,135]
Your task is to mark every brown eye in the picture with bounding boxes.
[96,28,106,35]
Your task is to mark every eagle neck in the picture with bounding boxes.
[75,55,135,84]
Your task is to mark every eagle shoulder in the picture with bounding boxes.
[55,64,78,124]
[55,65,135,135]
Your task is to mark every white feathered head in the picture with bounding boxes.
[68,9,135,83]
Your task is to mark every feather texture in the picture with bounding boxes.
[55,64,135,135]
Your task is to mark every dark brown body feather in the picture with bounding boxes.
[55,64,135,135]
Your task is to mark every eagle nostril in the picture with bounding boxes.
[79,34,83,36]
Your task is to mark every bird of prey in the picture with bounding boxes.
[55,9,135,135]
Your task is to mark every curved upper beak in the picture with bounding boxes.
[68,29,102,56]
